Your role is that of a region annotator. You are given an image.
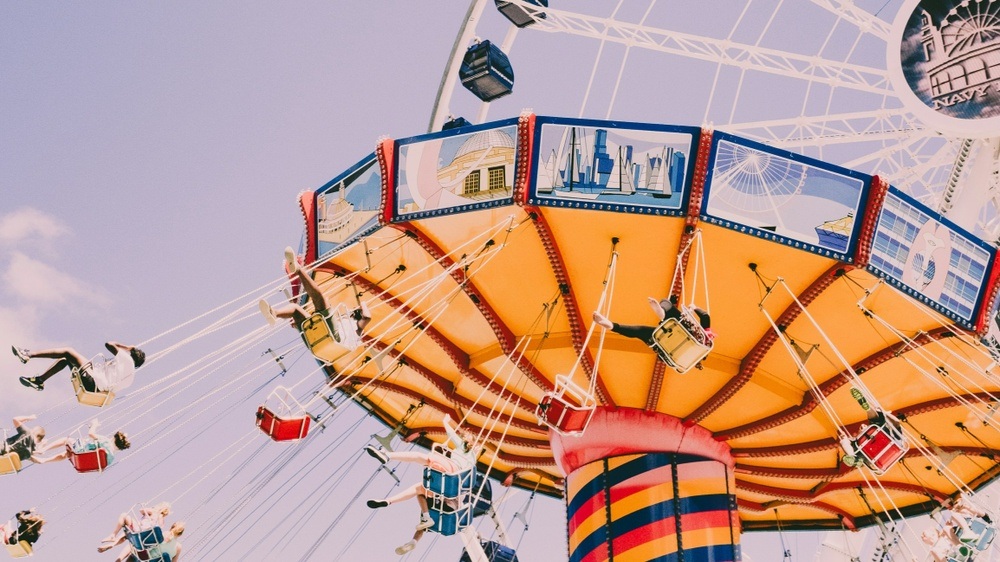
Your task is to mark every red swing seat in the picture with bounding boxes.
[68,445,110,473]
[256,406,311,442]
[536,374,596,436]
[854,422,907,474]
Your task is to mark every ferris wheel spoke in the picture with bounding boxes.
[529,5,893,94]
[723,108,922,148]
[805,0,893,40]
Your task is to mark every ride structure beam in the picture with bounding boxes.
[685,264,849,426]
[551,407,740,562]
[715,325,952,440]
[526,4,892,95]
[390,222,554,394]
[645,128,714,411]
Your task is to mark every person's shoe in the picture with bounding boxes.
[592,311,613,330]
[842,454,860,467]
[284,246,299,274]
[367,499,389,509]
[850,388,870,411]
[415,512,434,531]
[258,299,277,326]
[365,445,389,464]
[12,347,30,364]
[395,540,416,555]
[19,377,43,391]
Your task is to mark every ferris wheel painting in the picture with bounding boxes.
[530,117,698,214]
[395,120,518,220]
[703,134,868,257]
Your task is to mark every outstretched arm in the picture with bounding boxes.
[88,419,101,440]
[12,415,37,428]
[104,342,135,355]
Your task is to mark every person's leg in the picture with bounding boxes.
[295,269,328,312]
[102,513,136,543]
[611,323,655,343]
[29,348,86,384]
[385,451,432,466]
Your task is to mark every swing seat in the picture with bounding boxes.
[946,543,975,562]
[426,497,473,536]
[536,374,596,436]
[69,446,109,473]
[125,527,164,552]
[423,466,474,500]
[854,423,907,474]
[461,540,519,562]
[0,452,22,475]
[71,368,114,408]
[300,307,363,363]
[651,318,712,374]
[255,406,311,442]
[134,550,171,562]
[957,516,996,552]
[4,541,31,558]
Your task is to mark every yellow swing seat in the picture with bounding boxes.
[0,452,22,475]
[71,367,115,408]
[651,316,712,374]
[536,374,596,436]
[4,541,31,558]
[300,305,363,363]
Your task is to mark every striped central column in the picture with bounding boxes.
[551,407,740,562]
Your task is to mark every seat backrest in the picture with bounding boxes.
[4,540,32,558]
[126,526,164,551]
[70,447,109,473]
[0,451,22,475]
[71,369,114,407]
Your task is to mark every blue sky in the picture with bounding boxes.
[0,2,883,560]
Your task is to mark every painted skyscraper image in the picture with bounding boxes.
[534,122,694,211]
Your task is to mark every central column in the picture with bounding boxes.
[549,407,740,562]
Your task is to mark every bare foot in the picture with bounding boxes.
[592,311,613,330]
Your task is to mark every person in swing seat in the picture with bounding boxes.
[592,295,714,348]
[364,415,476,555]
[33,419,131,467]
[0,509,44,549]
[1,414,62,466]
[259,247,371,336]
[841,388,904,468]
[14,342,145,393]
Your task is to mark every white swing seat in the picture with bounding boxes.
[0,452,22,475]
[650,316,712,374]
[4,541,31,558]
[71,358,115,408]
[854,422,907,475]
[957,516,996,552]
[299,304,363,362]
[536,374,596,436]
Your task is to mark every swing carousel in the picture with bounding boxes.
[251,0,1000,559]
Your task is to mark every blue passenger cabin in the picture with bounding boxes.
[459,41,514,102]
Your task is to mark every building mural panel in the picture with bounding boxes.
[394,119,519,220]
[528,117,699,215]
[868,188,994,325]
[316,154,382,258]
[702,133,869,261]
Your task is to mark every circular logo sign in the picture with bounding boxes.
[889,0,1000,136]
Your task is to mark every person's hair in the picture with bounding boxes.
[113,431,131,450]
[35,428,45,442]
[14,511,44,545]
[130,348,146,368]
[170,521,185,537]
[694,309,711,329]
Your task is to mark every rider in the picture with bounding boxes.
[364,415,476,555]
[592,295,714,349]
[841,388,904,468]
[33,419,131,467]
[0,509,44,549]
[1,415,60,466]
[14,342,145,393]
[259,247,370,336]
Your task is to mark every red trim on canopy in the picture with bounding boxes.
[298,190,317,267]
[853,175,889,268]
[376,138,396,225]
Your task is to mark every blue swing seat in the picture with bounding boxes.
[422,464,493,536]
[461,540,519,562]
[125,526,164,551]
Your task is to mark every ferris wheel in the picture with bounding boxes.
[431,0,1000,240]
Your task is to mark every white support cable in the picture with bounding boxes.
[853,467,924,561]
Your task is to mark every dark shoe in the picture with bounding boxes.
[850,388,870,411]
[19,377,43,391]
[365,445,389,464]
[367,499,389,509]
[12,347,29,364]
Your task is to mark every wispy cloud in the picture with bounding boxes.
[3,252,110,307]
[0,207,70,246]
